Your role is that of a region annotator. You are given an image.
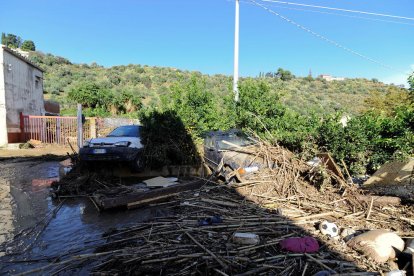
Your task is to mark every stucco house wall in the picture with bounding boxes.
[0,49,7,147]
[0,46,45,147]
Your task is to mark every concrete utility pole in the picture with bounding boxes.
[233,0,240,102]
[77,104,83,150]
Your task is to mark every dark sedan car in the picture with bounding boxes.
[203,129,264,183]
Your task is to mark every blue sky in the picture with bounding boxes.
[1,0,413,85]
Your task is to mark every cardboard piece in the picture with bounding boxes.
[317,153,345,180]
[144,176,178,188]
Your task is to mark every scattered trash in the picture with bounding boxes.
[403,239,414,254]
[340,228,357,242]
[319,220,339,238]
[198,215,222,226]
[244,166,259,173]
[232,232,260,245]
[347,230,405,263]
[19,139,43,149]
[59,158,73,167]
[19,142,34,149]
[63,167,72,175]
[351,174,370,185]
[307,157,322,167]
[280,236,319,253]
[28,139,43,148]
[32,178,59,187]
[384,270,406,276]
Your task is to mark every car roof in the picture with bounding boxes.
[205,129,244,137]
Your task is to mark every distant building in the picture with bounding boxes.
[319,74,345,82]
[0,45,45,147]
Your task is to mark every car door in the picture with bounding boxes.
[204,135,219,169]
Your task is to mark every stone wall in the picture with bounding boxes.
[0,179,13,256]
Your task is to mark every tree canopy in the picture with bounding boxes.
[1,33,21,48]
[1,32,36,51]
[68,81,143,117]
[21,40,36,51]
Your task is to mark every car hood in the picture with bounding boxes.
[220,146,272,169]
[88,137,143,148]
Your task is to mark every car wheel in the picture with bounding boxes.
[130,156,144,173]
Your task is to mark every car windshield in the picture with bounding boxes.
[217,132,255,150]
[107,125,140,137]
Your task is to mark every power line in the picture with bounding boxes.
[249,0,403,73]
[225,0,414,26]
[261,0,414,21]
[262,2,414,26]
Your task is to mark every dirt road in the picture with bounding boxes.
[0,147,168,274]
[0,146,71,158]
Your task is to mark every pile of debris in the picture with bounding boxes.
[228,139,413,233]
[91,186,361,275]
[42,138,414,275]
[51,169,127,197]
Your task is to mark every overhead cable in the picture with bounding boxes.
[261,0,414,21]
[262,2,414,26]
[249,0,403,73]
[226,0,414,26]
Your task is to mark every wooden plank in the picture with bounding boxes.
[94,179,204,210]
[317,153,345,180]
[127,193,179,209]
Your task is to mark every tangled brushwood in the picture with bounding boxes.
[37,138,414,275]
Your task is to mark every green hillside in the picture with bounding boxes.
[28,51,404,116]
[25,50,414,175]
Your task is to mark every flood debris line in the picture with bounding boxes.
[51,164,205,210]
[32,139,413,275]
[27,184,412,275]
[95,179,205,210]
[50,155,130,197]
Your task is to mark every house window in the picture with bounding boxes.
[35,76,41,89]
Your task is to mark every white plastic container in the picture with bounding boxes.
[232,232,260,245]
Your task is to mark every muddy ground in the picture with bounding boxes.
[0,146,71,158]
[0,148,169,274]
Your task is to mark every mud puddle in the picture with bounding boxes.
[0,158,169,274]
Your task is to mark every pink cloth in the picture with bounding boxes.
[280,236,320,253]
